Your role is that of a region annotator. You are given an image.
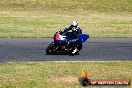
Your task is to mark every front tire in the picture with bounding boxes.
[46,42,55,55]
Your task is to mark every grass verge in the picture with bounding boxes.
[0,61,132,88]
[0,0,131,38]
[0,10,132,38]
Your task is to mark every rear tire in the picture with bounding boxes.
[46,42,55,55]
[78,44,82,51]
[69,47,77,56]
[69,44,82,55]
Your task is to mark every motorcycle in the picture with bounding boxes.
[46,28,89,55]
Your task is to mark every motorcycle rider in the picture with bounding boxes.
[60,21,83,54]
[60,21,82,44]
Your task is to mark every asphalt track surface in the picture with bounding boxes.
[0,38,132,62]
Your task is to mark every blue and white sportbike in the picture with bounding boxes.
[46,29,89,55]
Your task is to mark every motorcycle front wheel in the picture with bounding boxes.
[46,42,55,55]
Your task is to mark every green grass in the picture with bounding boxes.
[0,61,132,88]
[0,0,132,38]
[0,0,131,13]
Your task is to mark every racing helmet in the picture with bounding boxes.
[71,21,78,31]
